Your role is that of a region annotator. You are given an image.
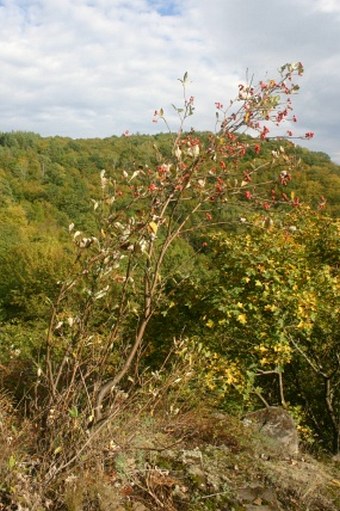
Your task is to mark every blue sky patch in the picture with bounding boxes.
[147,0,179,16]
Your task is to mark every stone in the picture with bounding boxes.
[243,406,299,455]
[237,484,283,511]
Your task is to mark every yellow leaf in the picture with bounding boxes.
[148,221,158,234]
[237,313,247,325]
[264,304,278,312]
[244,112,251,123]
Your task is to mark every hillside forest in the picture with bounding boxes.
[0,65,339,510]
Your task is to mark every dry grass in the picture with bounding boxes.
[1,383,339,511]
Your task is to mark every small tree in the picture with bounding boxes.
[36,63,311,471]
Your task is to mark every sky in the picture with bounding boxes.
[1,0,340,163]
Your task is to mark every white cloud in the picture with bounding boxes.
[311,0,340,13]
[0,0,339,162]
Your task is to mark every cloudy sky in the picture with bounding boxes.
[1,0,340,162]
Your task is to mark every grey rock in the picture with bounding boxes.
[243,407,299,455]
[237,484,284,511]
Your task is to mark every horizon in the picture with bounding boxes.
[1,0,340,163]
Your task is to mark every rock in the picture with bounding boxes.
[243,407,299,455]
[237,484,284,511]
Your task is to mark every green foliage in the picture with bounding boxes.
[197,209,339,451]
[0,203,71,321]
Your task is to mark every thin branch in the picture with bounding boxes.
[289,336,328,378]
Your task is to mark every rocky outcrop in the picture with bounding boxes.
[243,406,299,455]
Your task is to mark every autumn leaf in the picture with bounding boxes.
[237,313,247,325]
